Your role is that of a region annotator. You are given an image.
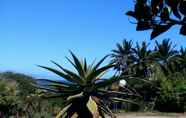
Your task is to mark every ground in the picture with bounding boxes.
[107,112,186,118]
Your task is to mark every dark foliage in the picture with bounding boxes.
[111,39,186,112]
[126,0,186,39]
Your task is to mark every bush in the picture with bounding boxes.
[0,80,23,116]
[154,79,186,112]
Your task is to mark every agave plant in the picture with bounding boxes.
[36,52,134,118]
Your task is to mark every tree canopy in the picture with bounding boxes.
[126,0,186,39]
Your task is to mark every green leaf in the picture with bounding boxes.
[110,97,138,105]
[33,84,60,93]
[56,103,72,118]
[92,98,115,118]
[51,60,85,83]
[160,7,170,21]
[151,24,173,40]
[69,51,85,78]
[60,96,84,118]
[98,89,140,97]
[46,83,79,91]
[165,0,181,19]
[42,94,70,99]
[86,64,113,83]
[92,55,109,70]
[83,58,87,73]
[173,9,181,19]
[65,56,76,68]
[38,65,83,85]
[95,76,121,88]
[136,21,151,31]
[124,76,152,84]
[151,0,163,15]
[36,79,77,87]
[59,66,84,84]
[50,60,64,70]
[36,79,73,86]
[67,92,84,101]
[179,1,186,15]
[126,11,136,18]
[37,84,81,96]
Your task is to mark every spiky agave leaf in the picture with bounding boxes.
[36,79,74,86]
[98,89,140,97]
[110,97,138,105]
[69,51,85,78]
[56,103,72,118]
[92,98,116,118]
[38,65,84,85]
[94,74,133,89]
[86,64,114,84]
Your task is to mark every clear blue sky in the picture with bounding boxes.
[0,0,186,78]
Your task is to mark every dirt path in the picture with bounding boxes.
[115,115,185,118]
[106,113,186,118]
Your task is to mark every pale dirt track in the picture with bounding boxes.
[115,115,185,118]
[106,113,186,118]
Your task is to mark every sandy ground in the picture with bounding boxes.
[106,113,186,118]
[115,115,185,118]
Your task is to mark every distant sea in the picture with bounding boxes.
[31,73,64,81]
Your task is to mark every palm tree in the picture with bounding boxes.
[111,39,133,74]
[36,51,134,118]
[178,47,186,72]
[154,39,181,75]
[132,41,153,77]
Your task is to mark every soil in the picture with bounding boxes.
[107,113,186,118]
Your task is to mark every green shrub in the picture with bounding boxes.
[0,80,23,117]
[33,112,53,118]
[155,79,186,112]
